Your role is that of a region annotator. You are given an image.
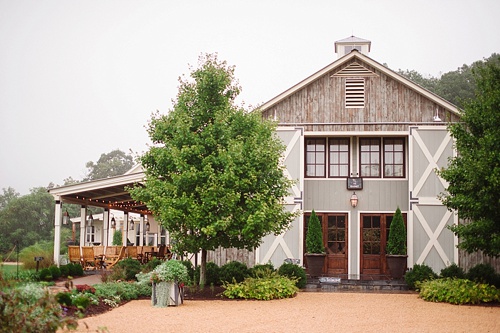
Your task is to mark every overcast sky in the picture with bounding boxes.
[1,0,499,195]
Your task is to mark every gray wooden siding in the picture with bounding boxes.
[261,59,460,132]
[304,179,408,211]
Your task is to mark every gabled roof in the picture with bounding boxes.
[49,171,148,214]
[334,36,372,52]
[259,50,460,116]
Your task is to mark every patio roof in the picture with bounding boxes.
[49,171,150,214]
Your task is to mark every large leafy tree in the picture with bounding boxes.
[84,149,134,181]
[0,187,56,254]
[129,54,297,285]
[438,57,500,257]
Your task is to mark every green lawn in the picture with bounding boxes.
[1,263,23,276]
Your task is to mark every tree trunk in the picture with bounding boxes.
[199,248,207,287]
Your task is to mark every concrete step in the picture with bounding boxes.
[304,276,410,293]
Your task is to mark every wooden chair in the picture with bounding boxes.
[153,245,167,260]
[126,246,140,261]
[142,246,155,263]
[68,246,82,266]
[104,246,126,269]
[81,246,99,270]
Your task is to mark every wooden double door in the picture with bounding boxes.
[304,213,348,275]
[360,213,407,277]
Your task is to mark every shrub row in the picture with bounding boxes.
[405,262,500,290]
[187,261,306,289]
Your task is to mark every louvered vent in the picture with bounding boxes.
[333,62,377,77]
[345,78,365,108]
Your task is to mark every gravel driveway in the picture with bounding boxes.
[70,292,500,333]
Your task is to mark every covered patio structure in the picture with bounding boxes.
[49,166,167,266]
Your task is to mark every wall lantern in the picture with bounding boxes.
[145,221,150,232]
[111,217,116,229]
[87,213,94,226]
[129,218,135,230]
[62,210,70,225]
[350,192,358,208]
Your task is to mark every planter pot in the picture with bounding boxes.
[386,255,408,280]
[151,282,184,307]
[305,253,326,277]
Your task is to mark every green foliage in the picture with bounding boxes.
[437,56,500,256]
[223,271,298,300]
[149,260,189,283]
[277,263,307,289]
[419,278,500,305]
[466,263,500,287]
[0,282,77,332]
[83,149,134,181]
[39,268,52,281]
[66,263,84,277]
[249,263,275,277]
[112,230,123,246]
[404,264,438,290]
[194,262,221,286]
[306,210,324,254]
[180,260,195,283]
[0,187,56,255]
[59,264,69,277]
[143,257,162,272]
[71,293,91,310]
[219,261,250,284]
[55,291,72,306]
[114,257,142,281]
[18,241,54,270]
[386,207,407,255]
[94,281,148,301]
[129,54,297,285]
[440,263,465,279]
[278,263,307,289]
[48,265,61,280]
[1,268,40,282]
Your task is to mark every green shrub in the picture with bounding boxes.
[466,263,500,287]
[249,263,275,277]
[71,293,91,310]
[19,241,54,270]
[180,260,195,284]
[115,258,142,281]
[48,265,61,280]
[440,263,465,279]
[55,291,73,306]
[306,210,324,254]
[419,278,500,305]
[143,258,162,272]
[59,265,69,277]
[39,268,53,281]
[0,282,77,332]
[404,264,437,290]
[94,281,146,301]
[194,262,221,286]
[112,230,123,246]
[1,269,40,282]
[67,263,84,277]
[278,263,307,289]
[223,272,298,300]
[386,207,407,255]
[219,261,249,284]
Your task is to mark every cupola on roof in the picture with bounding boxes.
[334,35,371,58]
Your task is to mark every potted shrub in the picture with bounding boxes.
[304,210,326,277]
[149,260,189,307]
[386,207,408,279]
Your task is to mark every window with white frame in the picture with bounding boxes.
[86,226,95,244]
[306,137,350,178]
[360,138,405,178]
